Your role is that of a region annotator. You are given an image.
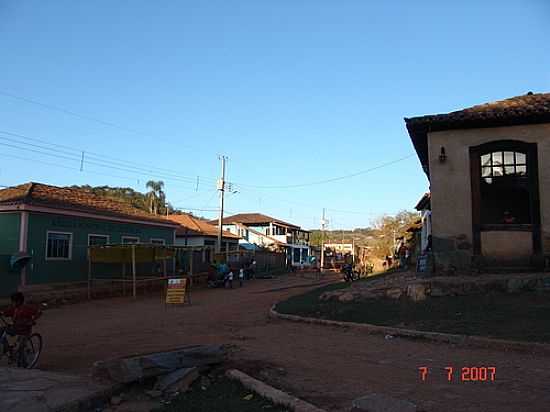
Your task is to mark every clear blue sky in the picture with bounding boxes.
[1,1,549,229]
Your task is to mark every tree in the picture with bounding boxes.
[146,180,166,215]
[370,210,419,260]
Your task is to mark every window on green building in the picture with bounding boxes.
[88,234,109,246]
[150,238,166,245]
[122,236,140,244]
[46,232,72,260]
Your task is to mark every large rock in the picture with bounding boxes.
[385,288,403,299]
[155,367,199,393]
[406,284,427,302]
[92,345,226,383]
[338,292,356,303]
[352,393,417,412]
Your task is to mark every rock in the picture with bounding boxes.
[407,284,427,302]
[385,288,402,299]
[155,367,199,394]
[319,291,334,301]
[92,344,226,383]
[338,292,355,303]
[352,393,417,412]
[110,395,123,406]
[145,390,163,399]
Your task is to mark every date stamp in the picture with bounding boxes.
[419,366,496,382]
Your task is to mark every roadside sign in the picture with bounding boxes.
[166,278,187,304]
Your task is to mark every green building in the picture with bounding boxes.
[0,182,178,297]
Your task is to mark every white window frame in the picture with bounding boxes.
[88,234,110,246]
[121,236,140,244]
[150,238,166,245]
[45,231,73,261]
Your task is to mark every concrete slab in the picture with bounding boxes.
[0,367,113,412]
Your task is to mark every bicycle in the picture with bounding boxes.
[0,314,42,368]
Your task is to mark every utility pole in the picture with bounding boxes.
[320,208,327,272]
[216,155,227,254]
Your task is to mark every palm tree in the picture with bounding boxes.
[145,180,165,215]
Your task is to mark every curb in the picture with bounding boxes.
[226,369,326,412]
[270,305,550,356]
[254,279,336,294]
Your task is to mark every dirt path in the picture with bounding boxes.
[37,273,550,411]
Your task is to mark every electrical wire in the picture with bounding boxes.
[0,130,217,184]
[231,153,416,189]
[0,89,203,152]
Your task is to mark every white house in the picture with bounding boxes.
[209,213,311,267]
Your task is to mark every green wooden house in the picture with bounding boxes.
[0,182,178,297]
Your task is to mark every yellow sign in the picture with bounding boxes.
[166,278,187,304]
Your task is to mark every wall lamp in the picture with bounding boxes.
[439,147,447,163]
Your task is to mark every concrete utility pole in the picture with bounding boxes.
[320,208,327,271]
[216,155,227,254]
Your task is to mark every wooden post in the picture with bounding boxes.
[132,245,137,299]
[87,251,92,300]
[122,262,126,296]
[189,249,194,277]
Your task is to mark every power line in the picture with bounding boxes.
[0,89,203,151]
[0,138,208,188]
[0,130,217,184]
[232,153,416,189]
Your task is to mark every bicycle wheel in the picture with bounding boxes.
[17,333,42,369]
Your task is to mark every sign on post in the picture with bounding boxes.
[166,278,188,304]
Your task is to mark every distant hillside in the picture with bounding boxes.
[309,228,377,247]
[69,185,199,217]
[71,185,150,212]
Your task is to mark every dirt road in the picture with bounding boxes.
[37,274,550,411]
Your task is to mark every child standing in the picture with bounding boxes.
[239,267,244,287]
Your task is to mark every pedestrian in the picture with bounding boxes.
[398,243,408,270]
[239,267,244,287]
[225,269,234,289]
[251,260,257,279]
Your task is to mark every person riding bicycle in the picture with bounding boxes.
[342,262,354,282]
[0,292,41,338]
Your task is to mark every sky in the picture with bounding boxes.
[0,1,549,230]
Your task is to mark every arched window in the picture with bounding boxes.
[479,149,530,224]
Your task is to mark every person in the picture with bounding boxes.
[1,292,41,352]
[250,260,257,279]
[239,267,244,287]
[398,243,408,270]
[225,269,234,289]
[342,262,354,282]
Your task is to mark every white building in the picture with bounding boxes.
[209,213,311,267]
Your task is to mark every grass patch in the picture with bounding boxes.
[153,376,288,412]
[276,281,550,343]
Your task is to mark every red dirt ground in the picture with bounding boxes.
[37,273,550,412]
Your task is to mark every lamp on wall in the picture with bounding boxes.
[439,147,447,163]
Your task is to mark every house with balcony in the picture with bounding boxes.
[209,213,311,267]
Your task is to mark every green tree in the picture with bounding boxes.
[370,210,418,260]
[145,180,166,215]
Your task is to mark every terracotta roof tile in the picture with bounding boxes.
[405,92,550,175]
[0,182,178,226]
[166,214,239,238]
